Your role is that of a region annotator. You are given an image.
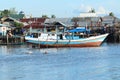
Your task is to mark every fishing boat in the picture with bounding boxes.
[25,27,109,48]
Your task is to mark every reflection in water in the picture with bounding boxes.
[0,46,9,55]
[0,44,120,80]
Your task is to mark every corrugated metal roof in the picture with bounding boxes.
[0,24,8,27]
[44,16,118,27]
[44,18,73,26]
[91,17,100,22]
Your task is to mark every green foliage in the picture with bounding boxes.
[109,12,114,17]
[0,8,24,19]
[89,8,95,13]
[1,9,10,16]
[42,15,49,18]
[14,22,24,28]
[51,15,56,18]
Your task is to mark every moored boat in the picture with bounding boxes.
[25,29,109,48]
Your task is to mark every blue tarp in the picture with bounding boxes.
[69,27,90,33]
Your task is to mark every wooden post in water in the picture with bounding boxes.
[20,36,24,44]
[7,34,9,44]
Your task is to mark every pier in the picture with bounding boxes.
[89,26,120,43]
[0,36,25,45]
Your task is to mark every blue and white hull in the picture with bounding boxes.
[25,33,109,48]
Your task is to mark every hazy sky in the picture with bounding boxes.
[0,0,120,17]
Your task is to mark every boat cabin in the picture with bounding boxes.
[67,27,90,39]
[26,32,66,40]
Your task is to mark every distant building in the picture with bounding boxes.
[0,24,8,36]
[20,18,46,33]
[45,18,73,27]
[79,13,98,17]
[0,16,24,27]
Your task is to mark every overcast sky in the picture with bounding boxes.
[0,0,120,17]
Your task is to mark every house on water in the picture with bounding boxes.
[0,24,8,36]
[20,18,46,33]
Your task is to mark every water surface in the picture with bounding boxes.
[0,43,120,80]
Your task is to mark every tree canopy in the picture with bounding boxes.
[89,8,95,13]
[14,22,24,28]
[109,12,114,17]
[0,8,25,19]
[51,15,56,18]
[42,15,49,18]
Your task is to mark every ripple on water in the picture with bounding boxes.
[0,44,120,80]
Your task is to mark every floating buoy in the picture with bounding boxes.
[26,51,33,54]
[44,51,48,54]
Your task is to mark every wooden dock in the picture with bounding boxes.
[0,36,25,45]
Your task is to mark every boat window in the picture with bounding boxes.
[32,33,38,38]
[60,34,63,40]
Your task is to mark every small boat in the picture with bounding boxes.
[25,27,109,48]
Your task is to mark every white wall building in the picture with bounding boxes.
[79,13,98,17]
[0,24,8,36]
